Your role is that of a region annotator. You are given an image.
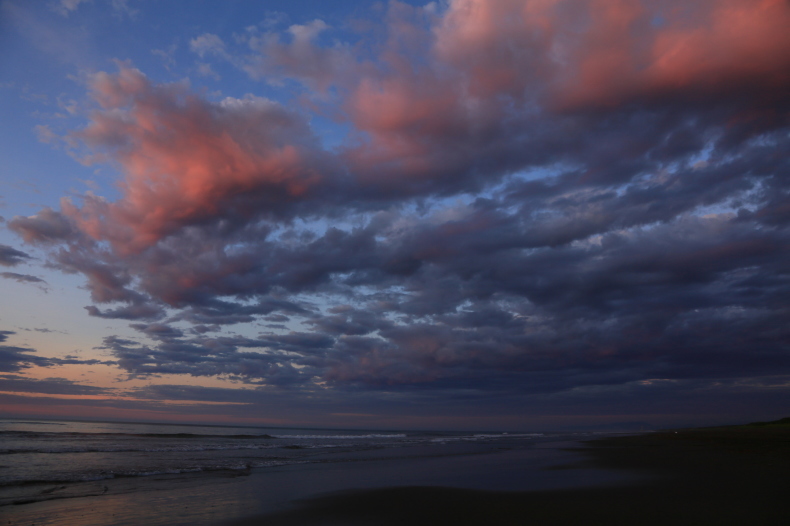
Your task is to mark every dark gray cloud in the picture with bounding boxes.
[129,323,185,340]
[0,244,32,266]
[0,374,112,395]
[9,207,78,244]
[0,331,114,372]
[1,272,47,285]
[99,331,327,386]
[25,327,66,334]
[3,374,789,430]
[11,122,790,400]
[0,331,57,372]
[85,302,165,321]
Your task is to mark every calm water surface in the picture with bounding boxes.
[0,419,632,525]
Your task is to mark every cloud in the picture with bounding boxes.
[127,383,263,403]
[99,333,316,385]
[109,0,137,19]
[195,62,220,80]
[431,0,790,108]
[151,43,177,71]
[0,272,48,286]
[85,303,164,321]
[11,0,790,403]
[9,207,79,244]
[53,0,92,16]
[129,322,184,340]
[0,374,111,395]
[34,124,58,144]
[61,65,331,252]
[0,244,32,266]
[244,19,357,91]
[0,332,57,373]
[53,0,137,19]
[0,331,117,375]
[189,33,229,59]
[4,1,93,67]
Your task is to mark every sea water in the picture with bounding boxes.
[0,418,602,509]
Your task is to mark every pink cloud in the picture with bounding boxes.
[332,0,790,185]
[68,65,327,253]
[26,1,790,254]
[245,19,357,92]
[553,0,790,108]
[433,0,559,99]
[432,0,790,109]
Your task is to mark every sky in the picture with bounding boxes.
[0,0,788,432]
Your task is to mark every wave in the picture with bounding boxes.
[0,439,387,455]
[0,443,279,455]
[473,433,545,438]
[0,460,309,490]
[0,430,275,439]
[0,421,67,426]
[273,434,407,439]
[0,430,407,440]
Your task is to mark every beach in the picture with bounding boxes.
[3,421,788,525]
[0,420,630,526]
[227,424,790,526]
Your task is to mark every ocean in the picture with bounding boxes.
[0,419,634,525]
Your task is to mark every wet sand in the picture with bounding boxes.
[227,425,790,526]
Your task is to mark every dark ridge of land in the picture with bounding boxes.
[742,416,790,427]
[227,422,790,526]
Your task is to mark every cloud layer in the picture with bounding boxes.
[8,0,790,408]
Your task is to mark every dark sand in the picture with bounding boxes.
[227,425,790,526]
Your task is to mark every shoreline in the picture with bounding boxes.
[226,425,790,525]
[4,424,788,525]
[1,435,629,526]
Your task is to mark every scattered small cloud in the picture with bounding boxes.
[52,0,92,17]
[0,374,112,395]
[34,124,58,144]
[0,245,32,267]
[196,62,220,80]
[52,0,137,19]
[151,43,178,71]
[189,33,228,59]
[1,272,47,284]
[109,0,137,20]
[56,94,80,115]
[0,332,56,372]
